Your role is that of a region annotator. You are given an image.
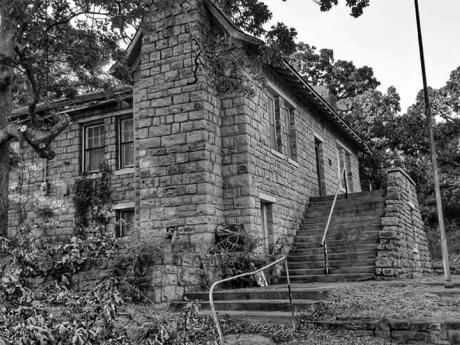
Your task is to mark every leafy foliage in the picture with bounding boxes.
[205,223,288,289]
[289,43,380,101]
[311,0,370,18]
[0,234,221,344]
[73,163,113,237]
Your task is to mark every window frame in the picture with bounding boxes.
[82,122,106,173]
[267,94,278,150]
[117,116,134,170]
[115,208,135,238]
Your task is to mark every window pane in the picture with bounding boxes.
[121,143,134,168]
[86,124,105,149]
[86,147,105,171]
[116,210,134,238]
[121,119,134,142]
[284,106,292,158]
[268,96,276,149]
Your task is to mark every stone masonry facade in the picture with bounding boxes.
[376,169,432,278]
[7,0,412,302]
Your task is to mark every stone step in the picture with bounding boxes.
[282,273,375,284]
[292,237,378,250]
[288,265,375,277]
[171,299,324,313]
[184,286,330,301]
[289,243,378,256]
[287,258,376,270]
[310,190,385,203]
[288,250,376,263]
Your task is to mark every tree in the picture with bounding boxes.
[312,0,370,17]
[289,42,380,101]
[0,0,155,237]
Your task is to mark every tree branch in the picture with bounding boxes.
[0,122,19,146]
[0,114,70,159]
[19,114,70,160]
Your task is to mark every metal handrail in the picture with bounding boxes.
[321,164,348,275]
[209,255,294,343]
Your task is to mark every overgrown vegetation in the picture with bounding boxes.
[73,163,113,238]
[0,233,222,344]
[305,281,460,322]
[204,223,289,289]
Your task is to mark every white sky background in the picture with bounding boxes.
[263,0,460,112]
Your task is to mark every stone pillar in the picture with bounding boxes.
[133,0,224,249]
[375,168,432,278]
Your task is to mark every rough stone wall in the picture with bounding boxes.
[133,0,224,248]
[376,169,432,278]
[7,104,135,239]
[72,248,219,305]
[231,76,362,244]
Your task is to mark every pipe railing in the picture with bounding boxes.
[209,255,294,343]
[321,164,348,275]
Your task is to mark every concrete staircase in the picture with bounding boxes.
[171,284,331,323]
[171,190,386,321]
[285,190,386,283]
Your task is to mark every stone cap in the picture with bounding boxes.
[387,168,416,186]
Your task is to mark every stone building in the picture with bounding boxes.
[9,0,365,244]
[7,0,432,299]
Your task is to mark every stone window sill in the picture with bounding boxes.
[270,148,285,159]
[288,158,299,168]
[114,167,135,176]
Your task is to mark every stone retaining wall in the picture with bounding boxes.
[71,246,219,305]
[376,169,432,278]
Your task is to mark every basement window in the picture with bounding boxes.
[115,209,134,238]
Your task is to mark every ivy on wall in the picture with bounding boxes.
[73,163,113,238]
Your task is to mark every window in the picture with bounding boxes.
[336,145,353,193]
[115,209,134,238]
[9,140,20,189]
[261,201,274,252]
[283,105,295,159]
[119,117,134,169]
[268,95,278,150]
[83,123,105,172]
[315,138,324,196]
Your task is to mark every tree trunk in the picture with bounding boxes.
[0,10,14,237]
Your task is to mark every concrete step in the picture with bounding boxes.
[292,237,378,250]
[196,310,296,324]
[288,265,375,277]
[296,224,381,235]
[289,243,378,256]
[287,258,376,270]
[310,190,385,203]
[306,202,386,215]
[302,214,383,226]
[288,250,376,263]
[184,286,330,301]
[171,299,324,312]
[294,231,380,244]
[282,273,375,284]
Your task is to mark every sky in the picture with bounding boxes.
[263,0,460,112]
